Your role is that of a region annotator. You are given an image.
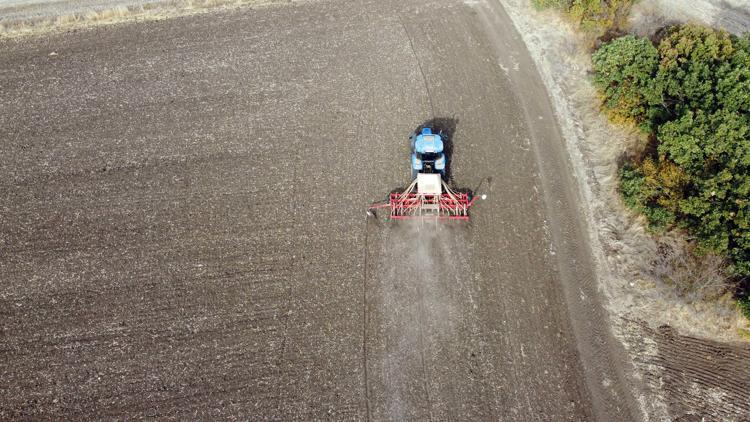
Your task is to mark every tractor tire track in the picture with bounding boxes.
[399,18,436,118]
[361,211,373,422]
[413,242,435,422]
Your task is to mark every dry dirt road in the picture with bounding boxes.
[1,0,642,419]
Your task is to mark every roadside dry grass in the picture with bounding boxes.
[651,240,728,303]
[0,0,302,39]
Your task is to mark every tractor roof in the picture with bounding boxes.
[414,129,443,154]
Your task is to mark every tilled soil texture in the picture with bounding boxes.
[632,323,750,421]
[1,0,639,419]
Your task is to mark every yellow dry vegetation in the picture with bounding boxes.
[0,0,298,39]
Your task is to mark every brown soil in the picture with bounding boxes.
[0,0,654,419]
[642,323,750,421]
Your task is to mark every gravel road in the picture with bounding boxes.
[1,0,641,419]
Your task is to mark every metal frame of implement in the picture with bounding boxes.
[369,177,480,221]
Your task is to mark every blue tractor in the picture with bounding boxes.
[410,127,446,179]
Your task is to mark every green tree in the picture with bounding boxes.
[592,35,662,130]
[657,24,735,117]
[740,295,750,320]
[716,33,750,114]
[619,157,687,229]
[595,25,750,278]
[657,110,750,275]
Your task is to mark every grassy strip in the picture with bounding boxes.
[0,0,296,40]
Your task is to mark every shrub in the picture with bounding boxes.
[531,0,569,10]
[651,237,728,301]
[570,0,619,34]
[619,158,686,229]
[739,295,750,320]
[531,0,635,36]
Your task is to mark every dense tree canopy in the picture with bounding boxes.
[594,25,750,279]
[592,35,662,130]
[657,25,735,117]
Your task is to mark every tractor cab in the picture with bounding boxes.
[410,127,446,178]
